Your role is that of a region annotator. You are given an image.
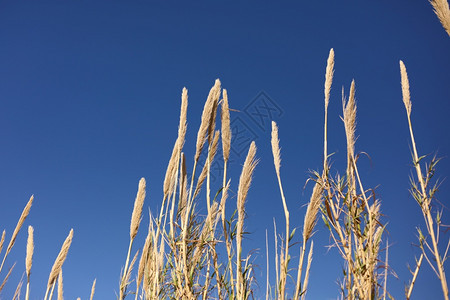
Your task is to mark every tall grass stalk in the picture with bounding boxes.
[400,60,449,300]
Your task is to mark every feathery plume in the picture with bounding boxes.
[343,80,357,159]
[195,79,221,162]
[6,196,33,256]
[399,61,412,117]
[303,182,323,243]
[237,142,257,217]
[137,229,151,288]
[0,195,34,274]
[178,87,188,150]
[130,178,146,240]
[163,139,179,197]
[324,48,335,110]
[221,89,231,163]
[26,226,34,280]
[271,121,281,177]
[430,0,450,36]
[47,229,74,288]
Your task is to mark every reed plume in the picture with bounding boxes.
[303,182,323,243]
[47,229,73,288]
[195,79,221,162]
[25,226,34,300]
[221,89,231,163]
[430,0,450,36]
[0,195,33,273]
[323,48,335,171]
[399,61,412,117]
[236,141,257,298]
[130,178,146,240]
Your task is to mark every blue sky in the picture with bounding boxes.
[0,1,449,299]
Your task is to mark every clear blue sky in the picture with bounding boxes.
[0,1,449,299]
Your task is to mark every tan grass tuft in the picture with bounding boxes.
[236,141,257,297]
[195,79,221,162]
[137,228,151,288]
[221,89,231,163]
[47,229,74,289]
[324,48,335,109]
[26,226,34,280]
[178,87,188,150]
[343,80,357,159]
[163,139,179,197]
[237,142,257,225]
[0,195,33,274]
[130,178,146,240]
[303,182,323,243]
[399,61,412,117]
[430,0,450,36]
[271,121,281,177]
[6,195,33,256]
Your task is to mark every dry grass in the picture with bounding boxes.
[430,0,450,36]
[0,7,448,298]
[0,67,446,300]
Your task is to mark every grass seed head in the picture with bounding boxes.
[221,89,231,162]
[26,226,34,279]
[324,48,335,109]
[399,60,412,117]
[130,178,146,240]
[48,229,73,288]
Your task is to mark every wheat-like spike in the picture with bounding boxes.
[208,91,220,145]
[26,226,34,280]
[399,61,412,117]
[271,121,281,177]
[237,142,257,227]
[130,178,146,240]
[237,142,257,226]
[0,196,34,274]
[178,87,188,150]
[47,229,74,289]
[137,228,151,288]
[6,195,33,256]
[195,79,221,162]
[57,270,63,300]
[236,142,257,297]
[430,0,450,36]
[303,182,323,243]
[163,139,179,198]
[221,89,231,163]
[90,278,96,300]
[324,48,335,110]
[343,80,357,160]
